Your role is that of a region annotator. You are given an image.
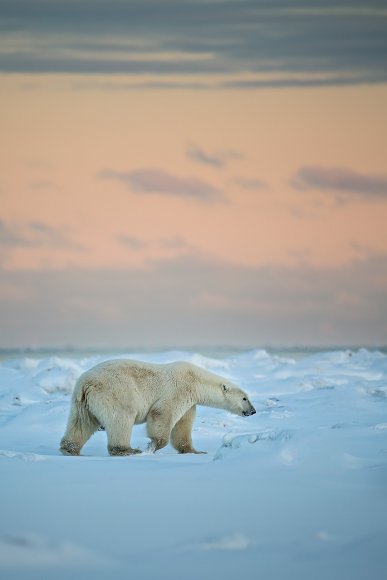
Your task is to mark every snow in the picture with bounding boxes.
[0,348,386,579]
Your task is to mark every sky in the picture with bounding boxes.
[1,0,387,349]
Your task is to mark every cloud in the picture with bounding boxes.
[233,177,268,191]
[0,220,27,247]
[117,235,147,251]
[117,234,194,253]
[186,146,224,168]
[30,180,59,191]
[291,166,387,199]
[220,73,387,90]
[99,168,223,202]
[186,145,243,168]
[0,1,386,87]
[1,253,387,348]
[159,236,193,251]
[0,219,82,251]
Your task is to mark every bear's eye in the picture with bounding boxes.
[242,397,247,401]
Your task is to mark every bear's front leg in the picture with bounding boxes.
[170,406,207,454]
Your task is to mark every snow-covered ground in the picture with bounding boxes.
[1,348,386,579]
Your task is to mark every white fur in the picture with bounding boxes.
[60,360,255,456]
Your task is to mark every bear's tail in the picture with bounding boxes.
[59,384,100,455]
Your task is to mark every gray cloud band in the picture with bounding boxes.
[0,0,386,87]
[292,166,387,198]
[1,252,386,347]
[99,168,223,202]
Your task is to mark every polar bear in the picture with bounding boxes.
[60,359,256,456]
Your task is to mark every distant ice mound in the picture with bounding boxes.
[33,357,84,395]
[0,532,111,568]
[213,429,293,461]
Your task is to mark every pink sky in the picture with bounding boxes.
[1,2,387,348]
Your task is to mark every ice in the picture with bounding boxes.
[1,348,387,580]
[197,532,251,551]
[0,533,112,568]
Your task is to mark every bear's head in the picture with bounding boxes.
[221,383,256,417]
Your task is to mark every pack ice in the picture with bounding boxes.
[0,348,386,580]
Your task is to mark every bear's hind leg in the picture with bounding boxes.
[146,409,173,453]
[60,400,99,456]
[170,406,206,454]
[104,413,141,456]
